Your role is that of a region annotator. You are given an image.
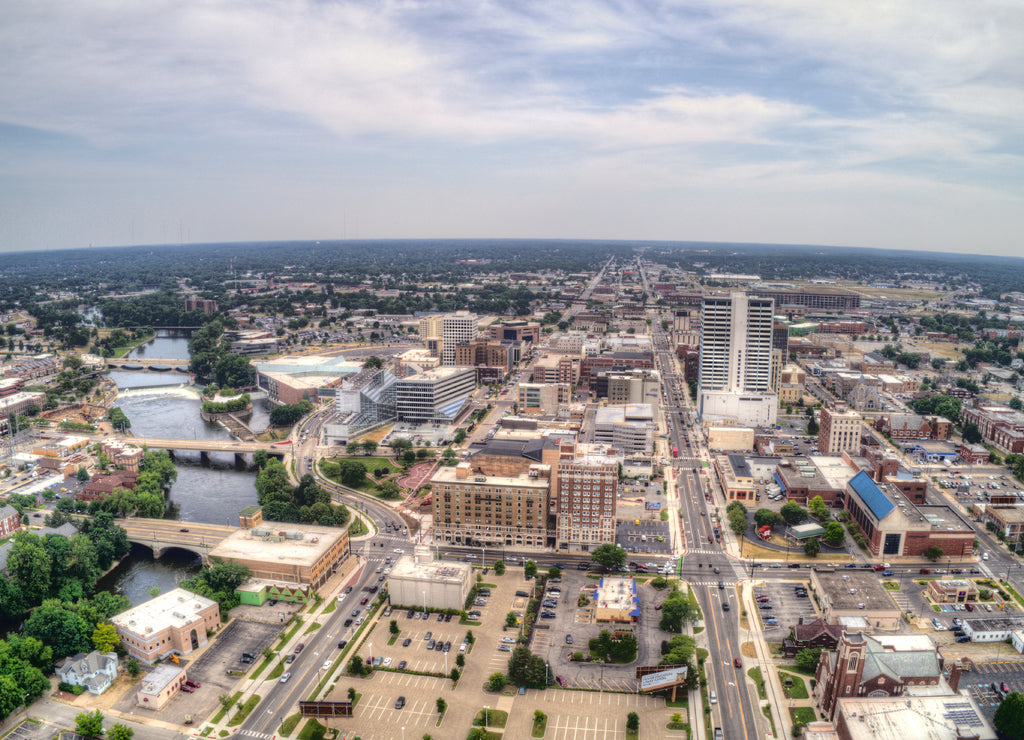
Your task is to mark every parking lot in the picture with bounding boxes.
[615,517,672,556]
[360,608,469,674]
[113,618,283,725]
[4,720,60,740]
[961,660,1024,721]
[534,570,658,692]
[751,579,819,637]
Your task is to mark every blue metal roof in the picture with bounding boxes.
[848,470,894,520]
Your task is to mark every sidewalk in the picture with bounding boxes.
[738,580,789,738]
[198,558,368,737]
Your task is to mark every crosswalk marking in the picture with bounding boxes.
[239,731,272,740]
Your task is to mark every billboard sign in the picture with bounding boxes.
[639,667,687,691]
[299,701,353,718]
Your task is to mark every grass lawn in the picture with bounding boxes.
[267,661,285,680]
[780,670,809,699]
[748,666,766,700]
[328,456,403,475]
[277,713,302,737]
[791,707,817,726]
[210,692,240,724]
[303,621,322,634]
[532,714,548,737]
[761,703,776,736]
[250,654,275,680]
[296,719,327,740]
[473,709,509,728]
[348,518,368,537]
[276,619,303,650]
[322,599,336,614]
[228,694,261,726]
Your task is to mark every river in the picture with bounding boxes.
[100,331,271,603]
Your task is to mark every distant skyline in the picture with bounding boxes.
[2,1,1022,256]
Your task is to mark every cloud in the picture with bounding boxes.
[1,0,1022,253]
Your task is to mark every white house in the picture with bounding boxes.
[56,651,119,695]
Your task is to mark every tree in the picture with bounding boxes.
[347,686,356,702]
[823,521,845,547]
[994,692,1024,740]
[348,654,367,676]
[626,712,640,732]
[435,697,447,715]
[507,646,547,687]
[376,480,401,500]
[659,594,698,633]
[780,502,808,526]
[590,543,626,572]
[534,710,547,726]
[92,623,119,653]
[24,600,90,658]
[449,667,460,682]
[456,653,465,668]
[728,506,747,535]
[548,566,561,580]
[808,496,830,522]
[76,467,90,482]
[75,709,105,738]
[962,422,982,444]
[361,440,378,456]
[389,619,399,636]
[108,725,134,740]
[923,545,945,562]
[524,560,538,579]
[493,560,506,576]
[754,509,782,528]
[803,537,821,557]
[794,648,822,673]
[126,658,141,677]
[6,532,52,605]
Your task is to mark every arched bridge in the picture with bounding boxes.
[126,436,291,464]
[120,518,237,559]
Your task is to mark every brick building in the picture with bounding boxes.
[961,405,1024,454]
[814,632,942,720]
[111,588,220,664]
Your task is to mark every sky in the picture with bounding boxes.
[2,1,1023,256]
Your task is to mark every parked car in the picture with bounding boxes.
[398,660,407,670]
[556,675,568,687]
[402,638,411,647]
[395,696,406,709]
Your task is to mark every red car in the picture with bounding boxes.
[360,597,368,605]
[180,685,194,693]
[294,643,305,653]
[655,603,663,610]
[734,658,742,668]
[556,676,568,687]
[184,679,201,689]
[871,565,885,571]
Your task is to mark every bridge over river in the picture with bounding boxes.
[119,518,237,559]
[106,357,191,371]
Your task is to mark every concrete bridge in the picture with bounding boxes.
[120,518,237,559]
[123,436,291,464]
[106,358,191,371]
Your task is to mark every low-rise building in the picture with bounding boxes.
[100,439,145,471]
[815,632,943,719]
[782,618,844,658]
[809,569,901,631]
[518,382,571,417]
[80,470,140,501]
[707,427,755,452]
[961,405,1024,454]
[56,651,118,695]
[832,694,994,740]
[962,617,1024,643]
[957,442,989,465]
[388,548,473,611]
[844,471,974,559]
[207,523,350,588]
[592,404,655,456]
[0,504,20,537]
[235,579,311,605]
[137,664,187,711]
[927,578,979,604]
[111,588,220,664]
[980,505,1024,540]
[593,576,638,623]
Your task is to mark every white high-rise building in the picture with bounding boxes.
[698,292,778,427]
[440,312,478,366]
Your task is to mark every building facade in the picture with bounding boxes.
[395,366,477,424]
[111,588,221,664]
[441,312,479,366]
[698,292,777,426]
[553,443,618,552]
[819,403,862,456]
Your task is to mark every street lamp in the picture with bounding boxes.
[484,705,489,729]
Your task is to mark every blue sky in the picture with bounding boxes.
[2,0,1023,255]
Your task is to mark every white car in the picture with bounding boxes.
[501,637,517,644]
[322,661,333,671]
[383,657,393,666]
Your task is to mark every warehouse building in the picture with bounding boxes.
[387,548,474,611]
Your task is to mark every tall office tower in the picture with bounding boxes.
[698,292,778,427]
[441,311,478,366]
[770,321,790,392]
[552,442,618,553]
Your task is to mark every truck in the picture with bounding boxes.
[672,446,679,458]
[758,525,772,541]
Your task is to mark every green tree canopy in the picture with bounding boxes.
[780,502,808,526]
[995,692,1024,740]
[590,543,626,571]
